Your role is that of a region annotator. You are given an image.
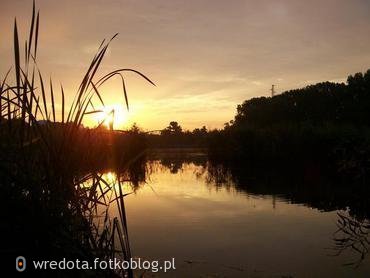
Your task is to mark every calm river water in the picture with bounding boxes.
[107,152,370,277]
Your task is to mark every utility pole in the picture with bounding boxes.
[271,84,275,97]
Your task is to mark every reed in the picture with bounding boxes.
[0,1,153,276]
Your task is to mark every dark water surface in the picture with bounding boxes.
[108,152,370,277]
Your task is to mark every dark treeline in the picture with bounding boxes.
[146,121,209,148]
[145,70,370,183]
[233,70,370,127]
[208,69,370,184]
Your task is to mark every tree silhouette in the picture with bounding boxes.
[161,121,183,135]
[208,69,370,176]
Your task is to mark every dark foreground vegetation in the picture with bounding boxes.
[0,3,150,277]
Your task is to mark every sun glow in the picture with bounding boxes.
[95,104,128,130]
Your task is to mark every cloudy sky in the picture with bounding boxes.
[1,0,370,130]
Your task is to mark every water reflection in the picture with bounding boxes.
[90,151,370,277]
[78,161,147,278]
[206,161,370,219]
[203,158,370,270]
[332,212,370,268]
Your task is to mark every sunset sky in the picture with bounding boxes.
[1,0,370,130]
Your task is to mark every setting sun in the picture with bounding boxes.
[95,104,128,130]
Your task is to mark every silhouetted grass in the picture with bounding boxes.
[0,2,153,276]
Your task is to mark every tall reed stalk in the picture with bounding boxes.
[0,1,153,277]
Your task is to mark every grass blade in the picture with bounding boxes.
[27,0,36,62]
[14,19,21,102]
[34,11,39,59]
[50,77,55,122]
[38,69,48,121]
[61,84,65,123]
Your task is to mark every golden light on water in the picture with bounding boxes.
[100,172,134,194]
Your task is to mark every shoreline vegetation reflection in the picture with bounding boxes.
[92,150,369,275]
